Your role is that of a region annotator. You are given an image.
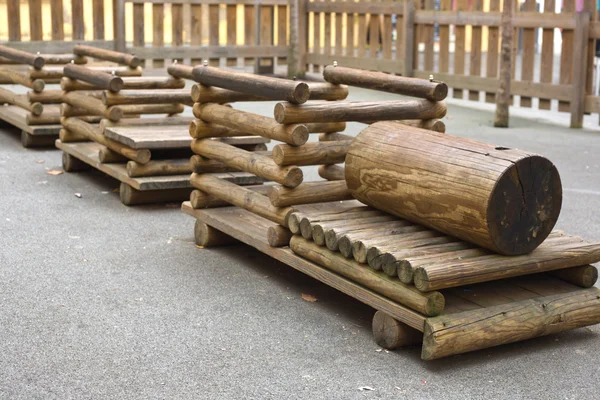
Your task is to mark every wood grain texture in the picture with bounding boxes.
[268,180,352,207]
[272,141,350,166]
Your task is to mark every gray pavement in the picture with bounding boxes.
[0,89,599,399]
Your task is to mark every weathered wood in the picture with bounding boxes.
[127,159,191,177]
[0,88,43,115]
[494,0,513,127]
[398,119,445,133]
[192,65,310,104]
[323,66,447,101]
[20,131,56,147]
[345,121,562,255]
[98,147,127,163]
[272,141,350,166]
[318,164,345,181]
[392,248,490,280]
[120,183,192,206]
[190,173,293,226]
[61,76,182,91]
[291,236,445,316]
[196,103,308,146]
[539,0,555,109]
[59,128,88,143]
[332,222,417,254]
[99,116,192,130]
[267,225,294,247]
[120,104,185,116]
[0,45,44,69]
[28,65,142,81]
[62,92,123,121]
[62,151,90,172]
[27,90,64,104]
[60,103,122,122]
[305,82,349,100]
[191,84,271,103]
[195,220,237,247]
[190,185,272,209]
[268,181,352,207]
[372,311,422,350]
[189,120,253,139]
[422,288,600,360]
[64,65,124,92]
[312,215,399,246]
[192,139,302,188]
[549,265,598,288]
[0,70,45,92]
[318,132,353,141]
[102,89,193,106]
[74,45,141,68]
[274,100,447,124]
[299,208,382,239]
[166,64,194,80]
[307,122,347,133]
[364,236,456,267]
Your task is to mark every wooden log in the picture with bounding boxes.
[318,132,353,141]
[318,164,345,181]
[127,159,191,177]
[98,147,127,163]
[60,103,122,121]
[119,182,191,206]
[73,44,142,68]
[190,185,271,209]
[120,103,185,116]
[346,121,562,255]
[312,216,399,246]
[290,236,445,316]
[189,120,253,139]
[274,100,447,124]
[190,154,240,174]
[191,139,302,188]
[192,65,310,104]
[372,311,422,350]
[27,113,101,125]
[59,128,88,143]
[365,235,454,268]
[62,93,123,121]
[194,220,237,247]
[61,117,151,164]
[299,209,382,239]
[398,119,445,133]
[0,53,86,65]
[190,173,294,226]
[307,122,346,134]
[62,152,90,172]
[102,89,193,106]
[0,88,43,115]
[272,141,350,166]
[494,0,513,127]
[0,45,44,68]
[268,181,352,207]
[28,65,141,80]
[267,225,294,247]
[0,70,45,92]
[306,82,349,100]
[195,103,308,146]
[99,116,192,130]
[61,76,183,91]
[167,63,194,80]
[393,248,489,281]
[64,64,124,92]
[191,84,270,103]
[331,222,417,254]
[413,238,600,292]
[549,265,598,288]
[20,131,55,147]
[323,65,448,101]
[421,288,600,360]
[27,90,64,103]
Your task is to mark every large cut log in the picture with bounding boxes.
[74,44,142,68]
[323,65,448,101]
[192,65,310,104]
[0,45,44,68]
[345,121,562,255]
[274,100,447,124]
[64,64,124,92]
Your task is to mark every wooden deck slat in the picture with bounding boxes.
[0,105,61,135]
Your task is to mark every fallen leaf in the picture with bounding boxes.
[301,293,317,302]
[47,169,64,176]
[358,386,374,391]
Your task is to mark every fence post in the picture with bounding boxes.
[494,0,513,128]
[113,0,126,52]
[402,1,415,77]
[288,0,307,78]
[570,12,590,128]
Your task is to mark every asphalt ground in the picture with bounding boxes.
[0,88,599,399]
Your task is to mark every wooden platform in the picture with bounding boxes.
[104,125,269,149]
[0,104,60,135]
[181,202,600,360]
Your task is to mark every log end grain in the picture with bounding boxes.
[550,265,598,288]
[30,102,43,116]
[273,103,287,124]
[487,155,562,255]
[432,83,449,101]
[106,106,124,122]
[31,79,45,93]
[299,217,313,239]
[413,268,430,292]
[287,212,303,235]
[108,76,124,93]
[289,124,309,146]
[267,225,294,247]
[291,82,310,104]
[337,236,354,258]
[372,311,423,350]
[282,166,304,189]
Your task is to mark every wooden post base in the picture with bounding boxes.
[194,220,238,247]
[62,152,91,172]
[372,311,423,350]
[20,131,57,148]
[119,182,193,206]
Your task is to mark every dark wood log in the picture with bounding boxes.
[127,159,191,177]
[194,220,237,247]
[167,63,194,80]
[549,265,598,288]
[274,100,447,124]
[192,65,310,104]
[102,89,193,106]
[318,164,345,181]
[74,44,142,68]
[346,121,563,255]
[306,82,349,100]
[191,84,270,103]
[391,248,489,280]
[0,53,86,65]
[268,181,352,207]
[323,65,448,101]
[195,103,308,146]
[62,92,123,121]
[272,141,350,166]
[364,235,453,268]
[190,173,293,226]
[28,65,142,80]
[299,208,382,239]
[330,221,415,253]
[64,64,124,92]
[312,215,398,246]
[191,139,302,188]
[267,225,294,247]
[306,122,346,133]
[318,132,353,141]
[61,76,182,91]
[290,236,445,316]
[372,311,422,350]
[0,45,44,68]
[0,69,44,91]
[20,131,55,147]
[120,103,185,116]
[119,182,191,206]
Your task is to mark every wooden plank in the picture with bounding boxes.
[307,53,403,74]
[453,0,467,99]
[414,11,576,29]
[469,0,483,101]
[180,203,427,331]
[71,0,84,40]
[559,0,574,112]
[519,0,536,108]
[130,45,288,60]
[423,0,434,72]
[485,0,500,103]
[369,11,380,59]
[56,141,263,190]
[357,9,366,58]
[259,5,275,73]
[208,4,220,66]
[50,0,64,40]
[190,4,203,64]
[345,8,355,57]
[335,9,343,56]
[127,0,288,4]
[226,4,237,66]
[93,0,105,40]
[29,0,43,41]
[538,0,554,109]
[7,0,21,41]
[313,8,322,70]
[245,4,256,66]
[324,5,332,56]
[133,3,145,55]
[172,3,184,62]
[570,12,590,128]
[402,0,414,76]
[307,1,404,14]
[382,9,392,60]
[5,40,113,53]
[0,105,61,136]
[438,0,451,74]
[279,5,288,63]
[152,4,165,68]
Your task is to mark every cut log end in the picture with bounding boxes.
[108,77,124,93]
[397,261,414,284]
[287,213,302,235]
[273,103,286,124]
[372,311,423,350]
[433,83,449,101]
[31,79,45,93]
[381,260,398,277]
[291,82,311,104]
[106,106,124,121]
[413,268,430,292]
[550,265,599,288]
[337,236,354,258]
[283,166,304,189]
[30,102,43,116]
[267,225,293,247]
[290,124,309,146]
[32,56,45,69]
[488,155,562,255]
[299,218,313,239]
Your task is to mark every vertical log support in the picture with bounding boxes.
[402,1,415,77]
[114,0,126,52]
[570,12,590,128]
[494,0,513,128]
[288,0,307,78]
